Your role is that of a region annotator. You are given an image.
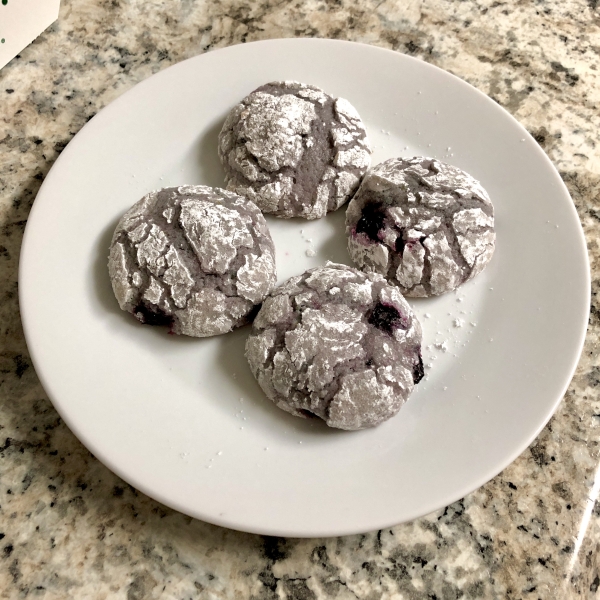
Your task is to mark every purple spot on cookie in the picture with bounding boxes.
[247,303,261,322]
[412,354,424,384]
[299,409,318,419]
[134,302,175,329]
[395,233,406,254]
[368,302,409,334]
[355,202,386,242]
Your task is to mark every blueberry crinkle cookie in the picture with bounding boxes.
[346,157,495,296]
[108,185,276,337]
[246,262,423,430]
[219,81,371,219]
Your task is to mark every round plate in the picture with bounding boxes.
[19,39,590,537]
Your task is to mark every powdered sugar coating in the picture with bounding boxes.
[108,185,276,336]
[346,157,496,296]
[219,81,371,219]
[246,262,423,430]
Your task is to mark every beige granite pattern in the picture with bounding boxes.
[0,0,599,597]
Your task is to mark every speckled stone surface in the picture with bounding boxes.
[1,0,599,598]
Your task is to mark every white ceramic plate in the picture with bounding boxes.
[19,39,590,537]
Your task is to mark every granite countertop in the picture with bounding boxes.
[1,0,599,597]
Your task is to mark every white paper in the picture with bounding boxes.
[0,0,60,70]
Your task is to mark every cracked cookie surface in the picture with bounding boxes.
[108,185,276,336]
[246,262,422,430]
[219,81,371,219]
[346,157,496,297]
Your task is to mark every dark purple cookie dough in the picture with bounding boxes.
[246,262,423,431]
[346,157,496,297]
[218,81,372,219]
[108,185,276,337]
